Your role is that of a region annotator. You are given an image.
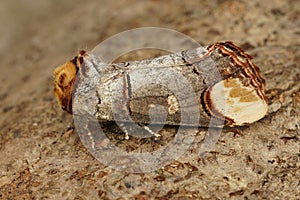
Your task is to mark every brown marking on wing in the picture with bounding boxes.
[223,78,239,88]
[239,92,259,102]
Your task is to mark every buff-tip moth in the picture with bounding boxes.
[54,41,268,127]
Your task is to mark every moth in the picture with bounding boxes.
[54,41,268,129]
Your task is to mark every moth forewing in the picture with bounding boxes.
[93,59,201,126]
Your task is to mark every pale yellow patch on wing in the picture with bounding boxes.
[210,77,268,126]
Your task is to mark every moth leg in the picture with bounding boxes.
[141,125,161,139]
[119,123,130,140]
[119,123,161,139]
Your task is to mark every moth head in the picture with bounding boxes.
[54,56,80,114]
[54,51,87,113]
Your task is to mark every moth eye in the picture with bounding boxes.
[59,73,66,86]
